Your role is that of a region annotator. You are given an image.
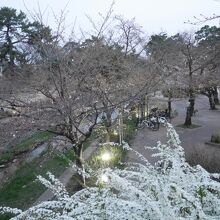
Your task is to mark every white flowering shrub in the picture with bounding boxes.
[1,124,220,219]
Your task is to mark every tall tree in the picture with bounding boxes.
[114,16,147,56]
[145,33,183,118]
[195,25,220,106]
[0,7,53,70]
[146,32,216,126]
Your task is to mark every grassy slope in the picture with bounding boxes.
[0,150,74,220]
[0,131,55,164]
[0,117,138,219]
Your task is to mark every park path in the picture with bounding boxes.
[33,140,98,205]
[127,95,220,165]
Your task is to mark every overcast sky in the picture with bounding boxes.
[1,0,220,37]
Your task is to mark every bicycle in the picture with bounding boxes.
[137,117,159,131]
[157,116,169,126]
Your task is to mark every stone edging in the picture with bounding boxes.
[205,141,220,147]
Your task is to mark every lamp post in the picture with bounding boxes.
[118,108,124,145]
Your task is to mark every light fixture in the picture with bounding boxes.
[113,130,118,135]
[101,174,109,183]
[101,152,111,161]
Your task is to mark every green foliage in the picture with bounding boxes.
[14,131,55,153]
[3,124,220,219]
[0,131,55,164]
[180,206,191,217]
[0,152,14,165]
[197,186,206,205]
[211,129,220,144]
[195,25,220,46]
[0,7,53,66]
[89,144,125,170]
[123,116,138,143]
[88,115,137,170]
[0,114,137,219]
[145,32,168,55]
[54,149,77,167]
[0,150,71,220]
[86,143,126,187]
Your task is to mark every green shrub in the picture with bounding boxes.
[0,151,71,212]
[88,143,125,170]
[186,145,220,173]
[211,129,220,144]
[0,131,55,165]
[123,117,138,143]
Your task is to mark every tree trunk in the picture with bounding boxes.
[145,95,149,118]
[168,100,172,118]
[105,129,111,142]
[137,104,141,123]
[188,97,195,117]
[188,71,194,117]
[140,97,145,121]
[118,108,123,145]
[213,86,219,105]
[184,106,192,127]
[201,88,216,110]
[6,25,15,68]
[104,109,112,142]
[205,88,216,110]
[208,93,216,110]
[75,144,86,186]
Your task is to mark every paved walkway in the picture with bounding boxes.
[33,140,98,205]
[127,95,220,165]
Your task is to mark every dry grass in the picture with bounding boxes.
[186,143,220,173]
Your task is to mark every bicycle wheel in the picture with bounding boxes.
[152,123,159,131]
[137,122,145,129]
[158,117,167,126]
[147,121,158,131]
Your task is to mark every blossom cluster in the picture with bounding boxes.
[1,124,219,219]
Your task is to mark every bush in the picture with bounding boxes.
[186,145,220,173]
[1,125,220,219]
[123,117,138,143]
[88,143,125,171]
[211,129,220,144]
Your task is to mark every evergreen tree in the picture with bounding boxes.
[0,7,53,70]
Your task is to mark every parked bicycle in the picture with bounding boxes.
[138,115,169,131]
[157,116,168,126]
[137,117,159,131]
[150,109,171,124]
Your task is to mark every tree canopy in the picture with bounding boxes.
[0,7,53,69]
